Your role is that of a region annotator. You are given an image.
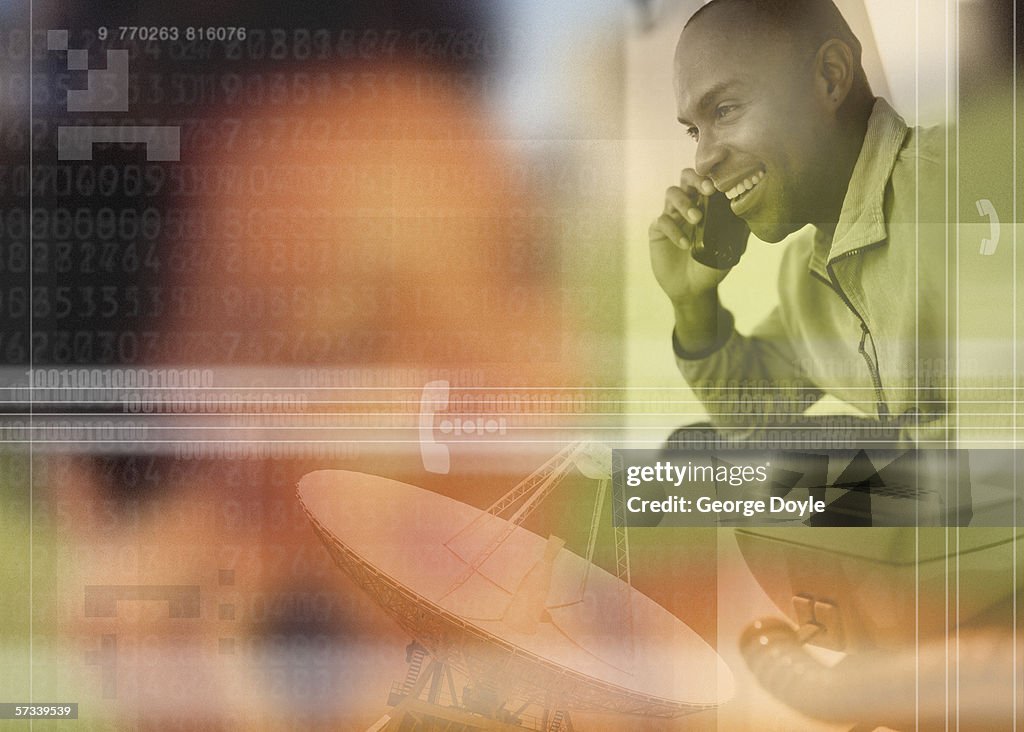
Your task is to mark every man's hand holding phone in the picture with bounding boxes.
[649,169,749,354]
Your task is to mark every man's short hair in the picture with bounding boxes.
[686,0,864,68]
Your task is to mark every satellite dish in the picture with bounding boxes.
[298,463,733,721]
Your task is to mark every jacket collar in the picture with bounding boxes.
[808,98,910,279]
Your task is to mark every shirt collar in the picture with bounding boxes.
[808,97,910,277]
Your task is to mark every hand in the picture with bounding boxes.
[648,169,732,304]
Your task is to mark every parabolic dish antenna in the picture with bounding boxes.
[297,446,732,719]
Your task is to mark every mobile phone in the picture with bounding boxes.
[691,191,750,269]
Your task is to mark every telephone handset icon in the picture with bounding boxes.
[975,199,1000,255]
[419,380,451,474]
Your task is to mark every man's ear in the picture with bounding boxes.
[814,38,856,111]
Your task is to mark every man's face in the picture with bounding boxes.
[674,7,835,242]
[42,67,580,729]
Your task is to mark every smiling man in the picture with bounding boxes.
[651,0,956,443]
